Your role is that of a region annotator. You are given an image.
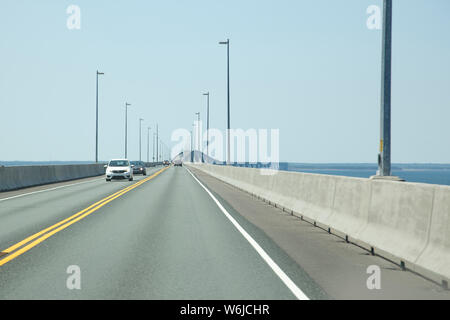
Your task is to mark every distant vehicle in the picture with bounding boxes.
[173,160,182,167]
[163,160,170,166]
[130,161,147,175]
[105,159,133,181]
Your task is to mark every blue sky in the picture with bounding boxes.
[0,0,449,162]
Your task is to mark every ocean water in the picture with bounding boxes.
[231,163,450,187]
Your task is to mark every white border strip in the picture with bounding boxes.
[186,167,310,300]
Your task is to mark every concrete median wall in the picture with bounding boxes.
[186,163,450,285]
[0,164,106,192]
[144,162,164,167]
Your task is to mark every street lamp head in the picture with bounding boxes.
[97,71,105,75]
[126,102,131,107]
[203,92,209,96]
[219,40,229,45]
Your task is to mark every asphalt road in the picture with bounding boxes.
[0,166,448,299]
[0,166,322,299]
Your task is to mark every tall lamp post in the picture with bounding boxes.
[95,70,104,162]
[191,124,194,162]
[153,132,156,163]
[379,0,392,177]
[161,141,167,161]
[139,118,144,161]
[195,112,201,160]
[203,92,210,162]
[147,127,151,163]
[219,39,230,165]
[124,103,131,158]
[372,0,403,181]
[156,124,159,163]
[374,0,402,181]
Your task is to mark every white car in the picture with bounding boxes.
[105,159,134,181]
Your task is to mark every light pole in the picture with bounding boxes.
[190,126,194,162]
[203,92,210,162]
[153,132,156,163]
[139,118,144,161]
[156,124,159,163]
[195,112,200,157]
[378,0,394,178]
[162,141,170,162]
[191,123,195,162]
[147,127,151,163]
[219,39,230,164]
[161,141,167,161]
[124,103,131,159]
[95,70,104,163]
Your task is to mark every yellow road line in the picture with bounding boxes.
[3,182,137,254]
[0,166,169,267]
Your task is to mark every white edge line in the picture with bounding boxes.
[0,177,104,203]
[185,167,310,301]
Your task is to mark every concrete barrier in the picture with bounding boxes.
[415,186,450,283]
[186,163,450,285]
[0,164,106,192]
[145,162,164,167]
[356,181,434,268]
[323,177,371,238]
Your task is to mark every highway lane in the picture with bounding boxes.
[0,166,327,299]
[0,167,162,254]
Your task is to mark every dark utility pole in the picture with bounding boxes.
[125,103,131,158]
[147,127,151,163]
[156,124,159,163]
[203,92,210,162]
[191,127,194,162]
[153,132,156,163]
[379,0,393,176]
[219,39,230,164]
[139,118,144,161]
[95,70,104,162]
[195,112,200,162]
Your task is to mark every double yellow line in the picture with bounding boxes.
[0,166,170,267]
